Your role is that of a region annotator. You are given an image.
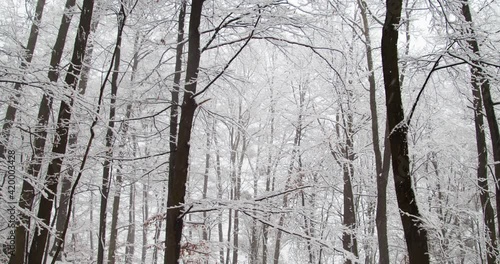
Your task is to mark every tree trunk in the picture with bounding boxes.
[141,181,149,264]
[381,0,429,262]
[9,1,75,262]
[108,167,124,264]
[460,1,500,240]
[274,88,304,264]
[341,110,358,264]
[202,126,211,241]
[97,4,126,264]
[27,0,95,263]
[125,183,136,264]
[213,126,225,264]
[469,37,497,264]
[357,0,390,262]
[0,0,46,159]
[164,1,204,263]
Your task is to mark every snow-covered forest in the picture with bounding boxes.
[0,0,499,263]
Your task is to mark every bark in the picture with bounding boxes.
[27,0,95,263]
[164,1,204,263]
[460,1,500,240]
[0,0,46,159]
[98,4,126,264]
[381,0,429,262]
[469,32,497,264]
[357,0,390,262]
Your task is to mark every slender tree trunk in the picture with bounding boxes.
[213,126,225,264]
[470,43,497,264]
[108,167,124,264]
[97,5,126,264]
[164,1,204,263]
[460,1,500,239]
[142,181,149,264]
[381,0,429,262]
[125,183,136,264]
[202,126,211,241]
[357,0,390,262]
[9,1,75,262]
[0,0,46,159]
[48,8,100,260]
[274,89,304,264]
[26,1,95,263]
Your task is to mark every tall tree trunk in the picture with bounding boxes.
[340,108,358,263]
[141,181,149,264]
[469,34,497,264]
[27,0,95,263]
[202,126,211,241]
[9,0,75,262]
[108,167,124,264]
[381,0,429,262]
[460,1,500,239]
[164,1,204,263]
[48,8,100,259]
[125,183,136,264]
[0,0,46,158]
[213,125,225,264]
[97,4,126,264]
[357,0,390,262]
[274,88,304,264]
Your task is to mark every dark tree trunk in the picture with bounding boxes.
[164,0,186,261]
[48,6,100,260]
[357,0,390,262]
[213,126,225,264]
[464,6,497,263]
[0,0,46,159]
[340,110,358,264]
[164,1,204,263]
[125,183,136,264]
[97,4,126,264]
[26,0,95,263]
[381,0,429,262]
[460,1,500,240]
[9,0,76,262]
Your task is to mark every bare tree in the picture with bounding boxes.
[26,0,96,263]
[164,1,204,263]
[0,0,46,158]
[381,0,429,262]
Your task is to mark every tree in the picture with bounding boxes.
[357,0,391,262]
[164,1,204,263]
[460,0,500,240]
[381,0,429,262]
[0,0,46,159]
[98,3,127,264]
[9,0,76,262]
[27,0,96,263]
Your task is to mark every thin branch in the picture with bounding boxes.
[406,42,456,127]
[193,14,262,98]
